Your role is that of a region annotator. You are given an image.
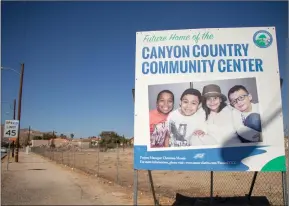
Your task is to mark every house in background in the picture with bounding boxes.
[52,138,69,147]
[129,137,134,145]
[90,136,101,146]
[31,140,49,147]
[71,138,91,149]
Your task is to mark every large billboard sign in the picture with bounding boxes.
[134,27,285,171]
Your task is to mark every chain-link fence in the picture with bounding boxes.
[31,144,288,206]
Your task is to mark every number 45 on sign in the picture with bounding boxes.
[4,120,19,138]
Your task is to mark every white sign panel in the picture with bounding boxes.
[134,27,285,172]
[4,120,19,138]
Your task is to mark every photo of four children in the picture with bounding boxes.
[149,78,262,149]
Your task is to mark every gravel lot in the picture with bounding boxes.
[36,147,286,205]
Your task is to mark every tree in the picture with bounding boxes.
[70,133,74,139]
[32,136,43,140]
[98,131,125,149]
[60,134,67,139]
[42,133,56,140]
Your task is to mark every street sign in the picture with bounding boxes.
[4,120,19,138]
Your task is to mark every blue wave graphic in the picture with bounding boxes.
[134,146,267,171]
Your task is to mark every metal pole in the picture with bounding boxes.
[27,126,31,149]
[280,75,289,206]
[133,169,138,206]
[210,171,214,205]
[132,89,139,206]
[279,77,288,205]
[247,172,258,200]
[11,141,15,158]
[73,150,75,168]
[148,170,159,206]
[15,63,24,162]
[98,142,100,176]
[116,143,119,184]
[7,142,11,170]
[282,171,288,206]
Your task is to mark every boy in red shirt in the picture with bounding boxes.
[149,90,174,148]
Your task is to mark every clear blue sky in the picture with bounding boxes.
[1,1,288,138]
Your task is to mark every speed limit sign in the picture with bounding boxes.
[4,120,19,138]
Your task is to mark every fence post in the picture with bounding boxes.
[73,149,75,169]
[98,143,100,176]
[133,169,138,206]
[282,171,288,206]
[69,150,71,167]
[116,143,119,184]
[62,151,63,164]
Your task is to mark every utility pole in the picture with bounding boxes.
[15,63,24,163]
[11,99,16,158]
[13,99,16,120]
[27,126,31,145]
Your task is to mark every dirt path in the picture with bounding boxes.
[1,152,172,205]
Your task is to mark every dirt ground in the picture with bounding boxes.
[39,148,284,205]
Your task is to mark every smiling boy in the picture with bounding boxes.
[228,85,262,142]
[150,90,174,148]
[167,88,216,147]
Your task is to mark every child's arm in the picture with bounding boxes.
[232,109,260,142]
[164,132,170,147]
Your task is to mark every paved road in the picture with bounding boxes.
[1,152,132,205]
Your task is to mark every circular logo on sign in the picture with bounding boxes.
[253,30,273,48]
